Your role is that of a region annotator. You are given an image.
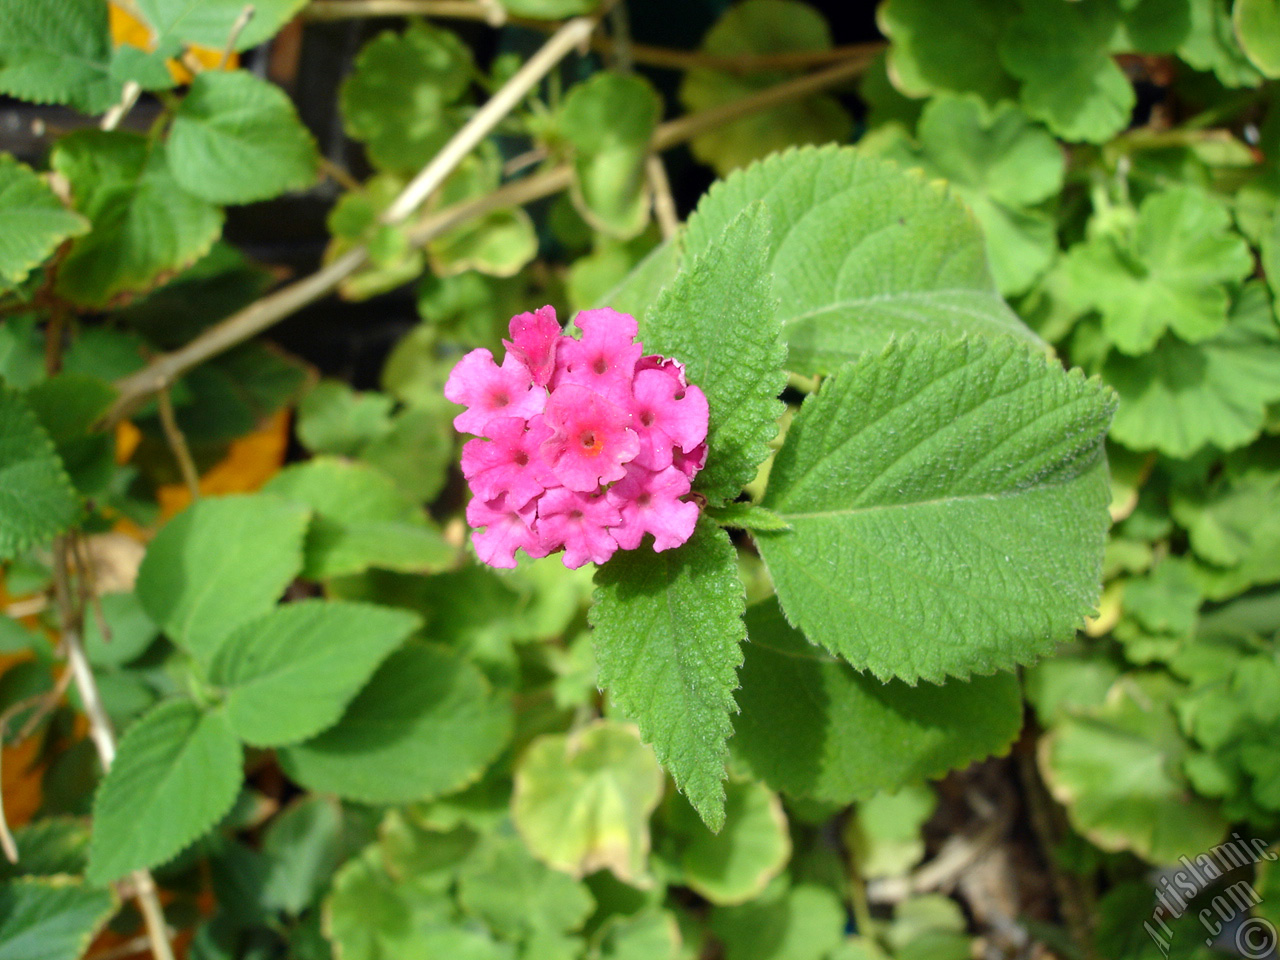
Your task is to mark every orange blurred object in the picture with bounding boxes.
[156,409,292,519]
[108,0,239,84]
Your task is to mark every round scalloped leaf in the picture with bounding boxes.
[758,336,1115,683]
[732,601,1024,803]
[0,386,78,561]
[877,0,1019,103]
[683,145,1038,375]
[278,642,513,805]
[0,155,88,292]
[1234,0,1280,77]
[86,699,243,884]
[1179,0,1264,87]
[457,832,595,940]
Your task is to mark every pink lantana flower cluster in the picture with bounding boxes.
[445,306,709,569]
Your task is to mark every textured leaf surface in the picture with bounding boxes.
[0,878,116,960]
[279,643,512,804]
[642,206,785,504]
[0,386,78,561]
[0,156,88,291]
[683,146,1036,375]
[136,494,310,666]
[591,516,746,831]
[1105,282,1280,457]
[134,0,307,50]
[732,601,1024,802]
[52,131,222,308]
[0,0,117,112]
[758,336,1115,682]
[87,699,243,884]
[1061,187,1253,354]
[168,71,320,205]
[512,721,664,886]
[678,0,852,176]
[457,832,595,940]
[209,600,421,747]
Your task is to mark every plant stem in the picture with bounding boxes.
[101,83,143,132]
[52,536,176,960]
[157,387,201,500]
[647,154,679,239]
[381,14,598,224]
[106,56,868,424]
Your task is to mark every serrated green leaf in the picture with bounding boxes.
[1062,187,1253,354]
[263,458,455,578]
[0,385,78,561]
[279,642,512,805]
[560,72,660,239]
[24,372,117,496]
[0,877,116,960]
[339,23,472,174]
[108,45,176,92]
[758,336,1114,682]
[136,494,311,666]
[683,146,1037,375]
[706,502,790,532]
[999,0,1135,143]
[168,70,319,205]
[208,600,421,747]
[0,155,88,292]
[590,516,745,831]
[1040,678,1228,863]
[877,0,1019,102]
[457,831,595,940]
[134,0,307,51]
[642,205,784,504]
[52,131,222,308]
[678,0,852,176]
[87,699,243,884]
[0,0,118,113]
[512,720,664,886]
[602,238,680,322]
[732,600,1024,802]
[1106,282,1280,457]
[668,779,790,906]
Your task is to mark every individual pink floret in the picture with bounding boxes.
[672,442,708,479]
[537,488,622,568]
[461,417,556,510]
[466,494,549,569]
[503,305,560,387]
[444,349,545,436]
[555,307,643,403]
[541,384,639,492]
[608,465,700,552]
[630,368,710,469]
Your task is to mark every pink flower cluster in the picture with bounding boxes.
[445,306,709,569]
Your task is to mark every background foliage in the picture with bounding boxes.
[1,1,1278,959]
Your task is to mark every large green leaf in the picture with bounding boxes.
[640,205,785,504]
[0,877,116,960]
[263,458,454,578]
[135,494,311,666]
[0,386,78,561]
[732,601,1024,802]
[1234,0,1280,76]
[678,0,853,176]
[24,372,117,497]
[168,70,320,205]
[134,0,307,51]
[1179,0,1263,87]
[278,642,512,805]
[757,335,1114,682]
[1060,187,1253,354]
[512,721,664,886]
[208,600,421,747]
[0,0,117,113]
[683,146,1037,375]
[559,72,660,239]
[87,699,243,884]
[52,131,222,308]
[1105,282,1280,457]
[590,517,746,832]
[0,155,88,292]
[457,831,595,940]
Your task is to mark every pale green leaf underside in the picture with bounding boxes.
[0,877,116,960]
[0,155,88,291]
[732,601,1024,803]
[278,642,512,805]
[136,494,311,666]
[642,205,785,504]
[683,145,1038,375]
[759,335,1115,683]
[87,699,242,884]
[209,600,421,747]
[0,386,79,561]
[590,516,746,832]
